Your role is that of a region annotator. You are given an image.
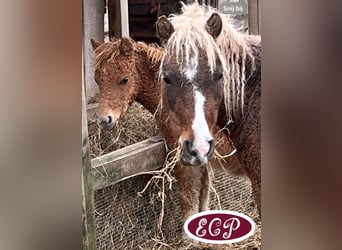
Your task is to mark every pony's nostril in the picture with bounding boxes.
[184,140,198,157]
[97,115,116,129]
[107,115,112,124]
[190,149,198,157]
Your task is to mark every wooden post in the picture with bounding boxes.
[83,0,104,102]
[86,103,99,121]
[248,0,260,35]
[258,0,261,34]
[108,0,129,38]
[82,62,96,249]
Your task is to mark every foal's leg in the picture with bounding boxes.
[174,164,203,238]
[199,166,210,212]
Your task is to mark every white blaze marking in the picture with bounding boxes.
[192,89,213,158]
[185,58,198,81]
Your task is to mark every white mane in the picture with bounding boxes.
[163,3,256,121]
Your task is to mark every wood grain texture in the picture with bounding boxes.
[248,0,260,35]
[82,76,96,250]
[91,137,167,190]
[86,103,99,121]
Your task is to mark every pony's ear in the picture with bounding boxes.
[119,37,134,56]
[206,13,222,39]
[156,16,174,43]
[91,38,102,50]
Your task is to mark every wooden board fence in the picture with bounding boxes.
[82,80,167,249]
[91,137,167,190]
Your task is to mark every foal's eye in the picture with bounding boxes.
[163,76,171,85]
[120,77,129,85]
[217,73,223,81]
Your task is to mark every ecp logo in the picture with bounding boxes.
[184,210,255,244]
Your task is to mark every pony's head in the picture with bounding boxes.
[91,37,140,130]
[156,9,225,166]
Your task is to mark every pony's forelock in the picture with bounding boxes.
[93,39,120,71]
[163,4,221,76]
[93,38,163,71]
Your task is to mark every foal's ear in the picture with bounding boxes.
[156,16,174,43]
[206,13,222,39]
[91,38,102,50]
[119,37,134,56]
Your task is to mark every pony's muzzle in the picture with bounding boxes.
[97,115,116,130]
[180,139,215,166]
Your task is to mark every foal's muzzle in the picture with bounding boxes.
[97,115,116,130]
[180,139,215,166]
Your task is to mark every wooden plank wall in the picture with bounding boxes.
[248,0,261,35]
[108,0,129,38]
[197,0,218,7]
[83,0,104,103]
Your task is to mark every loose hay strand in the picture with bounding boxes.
[207,162,222,210]
[137,146,181,232]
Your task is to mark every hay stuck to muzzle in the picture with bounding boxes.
[88,102,261,249]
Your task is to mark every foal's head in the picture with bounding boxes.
[156,13,225,166]
[91,38,140,130]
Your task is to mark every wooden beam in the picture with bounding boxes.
[86,103,99,121]
[248,0,260,35]
[120,0,129,37]
[108,0,116,38]
[82,66,96,249]
[91,137,167,190]
[83,0,104,102]
[258,0,261,34]
[109,0,129,38]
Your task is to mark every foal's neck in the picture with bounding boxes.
[134,46,162,114]
[134,46,179,147]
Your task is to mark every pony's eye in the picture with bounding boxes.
[120,77,129,85]
[163,77,171,84]
[217,73,223,81]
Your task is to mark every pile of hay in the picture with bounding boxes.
[87,100,261,249]
[88,101,160,158]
